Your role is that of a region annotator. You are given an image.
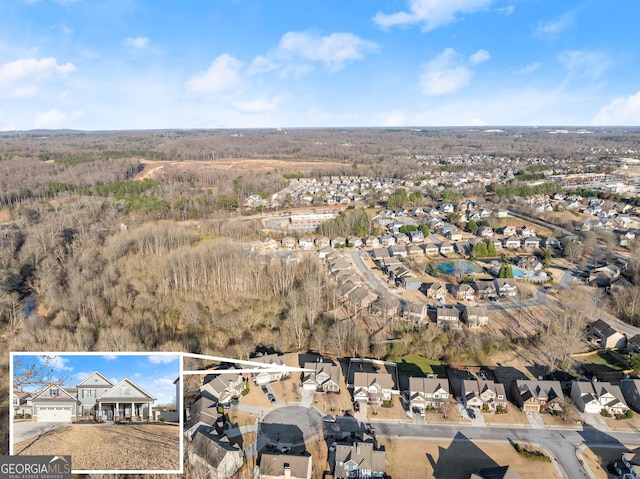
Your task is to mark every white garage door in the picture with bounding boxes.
[37,407,72,422]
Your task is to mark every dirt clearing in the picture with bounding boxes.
[14,424,180,471]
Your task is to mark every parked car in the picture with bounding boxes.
[353,401,360,412]
[261,385,268,394]
[267,393,276,403]
[467,408,476,419]
[329,442,337,452]
[323,415,336,423]
[230,397,239,405]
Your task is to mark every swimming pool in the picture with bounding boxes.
[436,261,478,274]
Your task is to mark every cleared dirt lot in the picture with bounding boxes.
[379,437,560,479]
[14,424,180,471]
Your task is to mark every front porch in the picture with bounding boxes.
[98,401,153,422]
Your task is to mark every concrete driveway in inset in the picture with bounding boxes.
[12,421,67,445]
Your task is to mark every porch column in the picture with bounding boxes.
[115,402,119,421]
[131,402,134,420]
[98,402,101,421]
[148,402,152,422]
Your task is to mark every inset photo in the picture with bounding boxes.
[10,352,182,474]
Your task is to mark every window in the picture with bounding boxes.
[83,389,95,398]
[122,386,131,396]
[497,395,504,400]
[51,388,59,396]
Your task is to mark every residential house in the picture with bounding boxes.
[200,371,245,405]
[353,372,395,403]
[397,274,422,291]
[620,379,640,413]
[402,302,429,325]
[474,281,497,300]
[259,453,312,479]
[363,235,380,248]
[405,244,423,257]
[447,230,463,242]
[379,235,396,247]
[408,230,424,243]
[463,306,489,328]
[614,452,640,479]
[347,237,363,248]
[588,319,627,349]
[518,226,535,237]
[495,279,517,298]
[423,243,439,256]
[347,287,378,310]
[478,227,494,238]
[394,232,411,245]
[453,283,476,302]
[184,396,217,440]
[251,354,289,385]
[298,236,314,249]
[522,236,540,249]
[331,236,347,248]
[302,360,341,393]
[371,247,390,259]
[511,380,565,413]
[516,256,543,272]
[618,231,636,248]
[495,210,509,218]
[12,392,32,417]
[571,380,629,415]
[409,377,450,412]
[188,430,244,479]
[498,225,516,236]
[315,237,330,248]
[503,236,521,249]
[334,442,385,479]
[439,242,454,255]
[31,371,156,423]
[423,282,447,301]
[541,236,560,249]
[281,237,296,249]
[436,306,461,330]
[462,379,507,411]
[388,244,407,258]
[628,335,640,355]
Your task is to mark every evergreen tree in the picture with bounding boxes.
[467,219,479,234]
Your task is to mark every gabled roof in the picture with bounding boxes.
[97,377,156,401]
[77,371,114,388]
[260,453,312,478]
[32,383,78,402]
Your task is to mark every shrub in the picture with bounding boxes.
[513,442,551,462]
[626,409,634,419]
[159,417,166,422]
[600,408,611,417]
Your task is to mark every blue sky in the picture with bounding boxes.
[13,353,181,405]
[0,0,639,130]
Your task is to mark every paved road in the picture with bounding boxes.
[347,251,390,296]
[12,421,66,445]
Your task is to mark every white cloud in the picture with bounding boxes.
[0,57,75,85]
[382,111,407,127]
[13,86,38,98]
[249,31,377,76]
[34,109,66,129]
[123,36,149,48]
[420,48,474,96]
[558,50,609,79]
[513,62,542,75]
[499,5,515,16]
[148,354,179,364]
[469,49,490,65]
[233,98,280,113]
[102,355,118,361]
[373,0,494,32]
[187,54,243,94]
[592,92,640,125]
[536,12,574,37]
[39,355,73,371]
[154,377,175,387]
[75,371,89,381]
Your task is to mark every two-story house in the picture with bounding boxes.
[495,279,517,298]
[200,371,245,406]
[334,442,385,479]
[436,306,461,330]
[462,306,489,328]
[423,282,446,301]
[462,379,507,411]
[409,377,450,412]
[353,372,394,404]
[251,354,289,385]
[511,380,565,412]
[571,380,629,415]
[302,360,341,393]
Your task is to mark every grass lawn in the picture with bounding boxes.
[582,446,640,479]
[605,412,640,431]
[379,437,560,479]
[483,407,529,426]
[574,351,629,374]
[388,355,443,376]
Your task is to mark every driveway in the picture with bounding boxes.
[12,421,66,445]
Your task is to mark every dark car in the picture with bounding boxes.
[354,401,360,412]
[230,397,239,405]
[261,385,268,394]
[267,393,276,403]
[467,408,476,419]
